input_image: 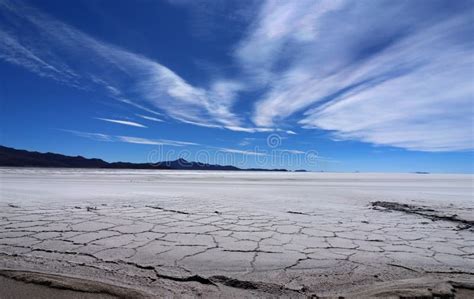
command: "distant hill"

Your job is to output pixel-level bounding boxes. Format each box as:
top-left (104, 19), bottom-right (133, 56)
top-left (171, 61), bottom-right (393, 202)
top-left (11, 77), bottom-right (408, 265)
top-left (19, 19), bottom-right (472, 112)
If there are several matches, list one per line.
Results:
top-left (0, 145), bottom-right (288, 172)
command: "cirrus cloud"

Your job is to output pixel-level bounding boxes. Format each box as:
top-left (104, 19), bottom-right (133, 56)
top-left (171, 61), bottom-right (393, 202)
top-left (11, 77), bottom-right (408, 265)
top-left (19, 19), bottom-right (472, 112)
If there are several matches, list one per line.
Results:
top-left (1, 0), bottom-right (473, 152)
top-left (243, 0), bottom-right (473, 151)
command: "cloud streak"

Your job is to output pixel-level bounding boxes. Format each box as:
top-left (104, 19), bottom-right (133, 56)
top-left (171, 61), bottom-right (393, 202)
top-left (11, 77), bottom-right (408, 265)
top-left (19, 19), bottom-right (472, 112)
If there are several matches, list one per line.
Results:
top-left (96, 118), bottom-right (147, 128)
top-left (59, 130), bottom-right (113, 142)
top-left (136, 114), bottom-right (164, 123)
top-left (218, 148), bottom-right (267, 156)
top-left (63, 129), bottom-right (198, 147)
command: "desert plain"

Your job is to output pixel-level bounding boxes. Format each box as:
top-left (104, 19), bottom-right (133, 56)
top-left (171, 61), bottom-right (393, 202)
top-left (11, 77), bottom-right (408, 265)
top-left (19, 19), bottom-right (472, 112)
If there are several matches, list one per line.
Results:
top-left (0, 168), bottom-right (473, 298)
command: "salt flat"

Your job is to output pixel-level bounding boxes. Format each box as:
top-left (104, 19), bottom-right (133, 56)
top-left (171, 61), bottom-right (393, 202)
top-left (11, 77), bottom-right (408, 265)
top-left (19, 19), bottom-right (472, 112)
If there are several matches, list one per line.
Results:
top-left (0, 168), bottom-right (473, 297)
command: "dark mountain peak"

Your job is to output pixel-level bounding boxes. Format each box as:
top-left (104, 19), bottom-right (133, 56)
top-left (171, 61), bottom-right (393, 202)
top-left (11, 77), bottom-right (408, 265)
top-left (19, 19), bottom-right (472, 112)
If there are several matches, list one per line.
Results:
top-left (174, 158), bottom-right (189, 163)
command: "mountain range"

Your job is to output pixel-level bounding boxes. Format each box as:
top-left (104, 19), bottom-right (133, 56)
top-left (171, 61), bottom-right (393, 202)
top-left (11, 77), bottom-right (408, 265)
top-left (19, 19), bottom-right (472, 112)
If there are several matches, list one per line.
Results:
top-left (0, 145), bottom-right (289, 172)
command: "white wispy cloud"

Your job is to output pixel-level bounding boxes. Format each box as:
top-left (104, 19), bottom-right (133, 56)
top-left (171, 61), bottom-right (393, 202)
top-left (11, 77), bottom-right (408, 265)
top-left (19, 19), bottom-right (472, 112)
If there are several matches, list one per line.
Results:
top-left (96, 118), bottom-right (147, 128)
top-left (116, 136), bottom-right (163, 145)
top-left (225, 126), bottom-right (272, 133)
top-left (0, 0), bottom-right (243, 129)
top-left (0, 28), bottom-right (79, 85)
top-left (218, 148), bottom-right (267, 156)
top-left (239, 0), bottom-right (474, 151)
top-left (117, 136), bottom-right (198, 146)
top-left (277, 149), bottom-right (305, 155)
top-left (59, 129), bottom-right (113, 142)
top-left (224, 126), bottom-right (296, 134)
top-left (62, 129), bottom-right (198, 147)
top-left (239, 137), bottom-right (256, 147)
top-left (136, 114), bottom-right (164, 123)
top-left (235, 0), bottom-right (343, 86)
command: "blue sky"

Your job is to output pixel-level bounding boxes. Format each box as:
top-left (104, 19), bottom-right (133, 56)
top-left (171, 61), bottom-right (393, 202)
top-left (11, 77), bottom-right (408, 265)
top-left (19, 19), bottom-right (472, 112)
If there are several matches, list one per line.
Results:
top-left (0, 0), bottom-right (473, 173)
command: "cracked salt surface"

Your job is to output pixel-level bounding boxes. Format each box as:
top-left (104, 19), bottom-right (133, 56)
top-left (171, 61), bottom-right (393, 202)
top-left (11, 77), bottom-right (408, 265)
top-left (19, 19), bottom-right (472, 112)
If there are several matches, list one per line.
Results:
top-left (0, 168), bottom-right (473, 297)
